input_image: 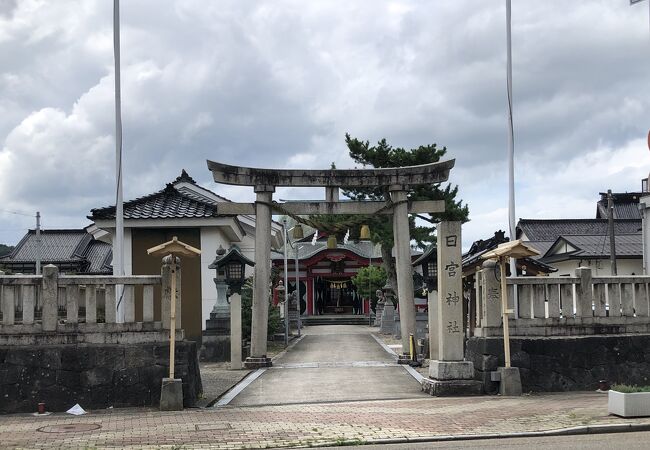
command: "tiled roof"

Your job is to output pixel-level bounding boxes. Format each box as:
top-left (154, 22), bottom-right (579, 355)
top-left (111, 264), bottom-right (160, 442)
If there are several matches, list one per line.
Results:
top-left (517, 219), bottom-right (641, 242)
top-left (596, 192), bottom-right (643, 220)
top-left (90, 181), bottom-right (222, 221)
top-left (460, 232), bottom-right (557, 274)
top-left (544, 234), bottom-right (642, 260)
top-left (523, 241), bottom-right (554, 260)
top-left (272, 239), bottom-right (380, 261)
top-left (6, 230), bottom-right (90, 262)
top-left (84, 240), bottom-right (113, 274)
top-left (0, 229), bottom-right (112, 274)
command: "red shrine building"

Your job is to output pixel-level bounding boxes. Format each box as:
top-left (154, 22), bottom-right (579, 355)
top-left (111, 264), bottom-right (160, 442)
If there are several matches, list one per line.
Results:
top-left (271, 235), bottom-right (381, 316)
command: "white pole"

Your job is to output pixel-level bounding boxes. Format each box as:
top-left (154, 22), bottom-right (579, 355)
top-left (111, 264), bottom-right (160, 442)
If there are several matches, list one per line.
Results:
top-left (368, 243), bottom-right (372, 325)
top-left (113, 0), bottom-right (125, 322)
top-left (295, 242), bottom-right (301, 336)
top-left (283, 220), bottom-right (289, 346)
top-left (506, 0), bottom-right (518, 311)
top-left (35, 211), bottom-right (41, 275)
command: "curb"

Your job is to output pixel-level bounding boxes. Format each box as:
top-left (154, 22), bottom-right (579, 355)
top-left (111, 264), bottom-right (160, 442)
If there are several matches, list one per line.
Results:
top-left (310, 422), bottom-right (650, 447)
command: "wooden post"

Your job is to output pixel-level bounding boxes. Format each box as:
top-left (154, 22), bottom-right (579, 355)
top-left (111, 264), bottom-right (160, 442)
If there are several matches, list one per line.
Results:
top-left (499, 257), bottom-right (511, 368)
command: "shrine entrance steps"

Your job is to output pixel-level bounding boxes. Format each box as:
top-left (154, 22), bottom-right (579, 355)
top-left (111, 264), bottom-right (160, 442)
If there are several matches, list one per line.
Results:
top-left (302, 314), bottom-right (370, 326)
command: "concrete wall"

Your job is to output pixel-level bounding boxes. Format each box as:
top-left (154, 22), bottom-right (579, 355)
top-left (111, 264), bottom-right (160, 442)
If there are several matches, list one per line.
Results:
top-left (0, 341), bottom-right (201, 413)
top-left (466, 335), bottom-right (650, 394)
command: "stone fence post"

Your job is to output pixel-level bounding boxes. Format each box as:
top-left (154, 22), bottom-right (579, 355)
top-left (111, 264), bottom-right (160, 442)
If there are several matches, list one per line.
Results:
top-left (42, 264), bottom-right (59, 331)
top-left (575, 267), bottom-right (593, 318)
top-left (480, 260), bottom-right (502, 328)
top-left (162, 256), bottom-right (182, 330)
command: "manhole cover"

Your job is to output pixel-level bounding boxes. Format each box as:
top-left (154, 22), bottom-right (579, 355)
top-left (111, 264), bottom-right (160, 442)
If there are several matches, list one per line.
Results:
top-left (38, 423), bottom-right (101, 433)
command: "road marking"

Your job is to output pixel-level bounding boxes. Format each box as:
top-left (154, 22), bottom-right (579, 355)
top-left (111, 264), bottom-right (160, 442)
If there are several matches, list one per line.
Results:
top-left (213, 368), bottom-right (267, 407)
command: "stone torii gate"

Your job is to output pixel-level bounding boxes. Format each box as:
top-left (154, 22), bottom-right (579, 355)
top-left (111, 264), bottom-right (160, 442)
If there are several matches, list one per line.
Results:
top-left (207, 159), bottom-right (454, 368)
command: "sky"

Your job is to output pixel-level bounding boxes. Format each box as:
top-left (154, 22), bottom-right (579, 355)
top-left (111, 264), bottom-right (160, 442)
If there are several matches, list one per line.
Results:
top-left (0, 0), bottom-right (649, 250)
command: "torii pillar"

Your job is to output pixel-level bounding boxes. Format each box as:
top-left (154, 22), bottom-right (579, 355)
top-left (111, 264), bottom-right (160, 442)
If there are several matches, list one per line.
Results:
top-left (206, 158), bottom-right (455, 368)
top-left (391, 187), bottom-right (418, 359)
top-left (248, 187), bottom-right (274, 368)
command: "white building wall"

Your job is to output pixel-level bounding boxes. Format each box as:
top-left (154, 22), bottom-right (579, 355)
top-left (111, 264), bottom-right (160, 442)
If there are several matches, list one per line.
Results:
top-left (124, 228), bottom-right (132, 276)
top-left (548, 258), bottom-right (643, 277)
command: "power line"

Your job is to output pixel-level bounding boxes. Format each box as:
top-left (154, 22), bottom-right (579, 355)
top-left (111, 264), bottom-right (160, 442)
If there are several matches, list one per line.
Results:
top-left (0, 209), bottom-right (35, 217)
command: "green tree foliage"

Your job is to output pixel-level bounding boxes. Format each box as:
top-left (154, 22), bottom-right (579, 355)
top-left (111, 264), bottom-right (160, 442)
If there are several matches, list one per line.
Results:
top-left (240, 277), bottom-right (282, 341)
top-left (351, 265), bottom-right (387, 312)
top-left (341, 134), bottom-right (470, 286)
top-left (0, 244), bottom-right (13, 257)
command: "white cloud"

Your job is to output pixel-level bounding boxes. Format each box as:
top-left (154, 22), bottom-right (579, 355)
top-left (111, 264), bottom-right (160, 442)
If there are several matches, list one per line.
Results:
top-left (0, 0), bottom-right (649, 250)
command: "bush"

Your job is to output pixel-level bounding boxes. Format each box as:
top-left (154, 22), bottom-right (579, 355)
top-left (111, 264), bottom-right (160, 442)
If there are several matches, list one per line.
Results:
top-left (241, 277), bottom-right (282, 342)
top-left (611, 384), bottom-right (650, 393)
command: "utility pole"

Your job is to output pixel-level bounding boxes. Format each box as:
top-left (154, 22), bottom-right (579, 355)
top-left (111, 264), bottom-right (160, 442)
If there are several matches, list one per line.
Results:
top-left (506, 0), bottom-right (519, 314)
top-left (35, 211), bottom-right (41, 275)
top-left (608, 190), bottom-right (618, 275)
top-left (113, 0), bottom-right (125, 322)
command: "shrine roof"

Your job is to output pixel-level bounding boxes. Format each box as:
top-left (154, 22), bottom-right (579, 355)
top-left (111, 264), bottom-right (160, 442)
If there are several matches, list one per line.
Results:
top-left (89, 170), bottom-right (227, 221)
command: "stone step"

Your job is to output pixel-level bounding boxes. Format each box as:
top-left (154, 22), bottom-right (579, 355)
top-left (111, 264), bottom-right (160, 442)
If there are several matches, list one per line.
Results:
top-left (302, 315), bottom-right (370, 326)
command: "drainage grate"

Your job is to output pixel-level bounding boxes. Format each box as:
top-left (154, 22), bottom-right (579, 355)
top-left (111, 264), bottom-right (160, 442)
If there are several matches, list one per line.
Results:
top-left (38, 423), bottom-right (101, 433)
top-left (195, 422), bottom-right (232, 431)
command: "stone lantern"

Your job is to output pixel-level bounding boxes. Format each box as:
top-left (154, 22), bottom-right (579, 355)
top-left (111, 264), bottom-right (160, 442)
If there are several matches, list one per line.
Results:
top-left (202, 245), bottom-right (254, 362)
top-left (210, 244), bottom-right (254, 298)
top-left (379, 280), bottom-right (396, 335)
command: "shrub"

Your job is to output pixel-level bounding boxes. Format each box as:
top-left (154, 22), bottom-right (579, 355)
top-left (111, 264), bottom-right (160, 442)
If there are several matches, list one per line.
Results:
top-left (611, 384), bottom-right (650, 393)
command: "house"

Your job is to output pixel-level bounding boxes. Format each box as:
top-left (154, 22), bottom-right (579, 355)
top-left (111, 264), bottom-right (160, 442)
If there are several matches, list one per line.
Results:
top-left (0, 229), bottom-right (111, 275)
top-left (461, 230), bottom-right (557, 277)
top-left (517, 190), bottom-right (643, 277)
top-left (88, 169), bottom-right (283, 342)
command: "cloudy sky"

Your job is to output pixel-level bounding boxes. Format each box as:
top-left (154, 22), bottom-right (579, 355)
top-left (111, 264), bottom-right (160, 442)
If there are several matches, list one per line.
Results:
top-left (0, 0), bottom-right (649, 249)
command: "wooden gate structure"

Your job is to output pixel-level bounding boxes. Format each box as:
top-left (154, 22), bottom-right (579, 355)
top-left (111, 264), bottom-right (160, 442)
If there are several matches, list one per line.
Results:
top-left (206, 159), bottom-right (454, 368)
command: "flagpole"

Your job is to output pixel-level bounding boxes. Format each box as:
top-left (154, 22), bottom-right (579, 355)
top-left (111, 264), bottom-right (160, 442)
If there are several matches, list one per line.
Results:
top-left (506, 0), bottom-right (518, 313)
top-left (113, 0), bottom-right (125, 322)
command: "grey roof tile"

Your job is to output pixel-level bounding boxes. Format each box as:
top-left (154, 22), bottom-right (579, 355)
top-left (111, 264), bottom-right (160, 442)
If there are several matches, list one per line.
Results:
top-left (0, 229), bottom-right (112, 274)
top-left (546, 234), bottom-right (642, 259)
top-left (89, 170), bottom-right (229, 221)
top-left (596, 192), bottom-right (644, 220)
top-left (517, 219), bottom-right (641, 242)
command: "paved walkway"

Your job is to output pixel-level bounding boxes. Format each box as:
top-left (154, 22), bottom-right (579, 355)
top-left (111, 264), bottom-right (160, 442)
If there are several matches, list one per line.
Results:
top-left (2, 326), bottom-right (650, 449)
top-left (228, 325), bottom-right (425, 406)
top-left (1, 392), bottom-right (649, 449)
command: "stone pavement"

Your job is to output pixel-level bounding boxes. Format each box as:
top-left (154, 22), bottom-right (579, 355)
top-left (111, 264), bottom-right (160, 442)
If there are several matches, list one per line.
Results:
top-left (1, 392), bottom-right (649, 449)
top-left (2, 326), bottom-right (649, 449)
top-left (229, 325), bottom-right (425, 406)
top-left (196, 363), bottom-right (252, 408)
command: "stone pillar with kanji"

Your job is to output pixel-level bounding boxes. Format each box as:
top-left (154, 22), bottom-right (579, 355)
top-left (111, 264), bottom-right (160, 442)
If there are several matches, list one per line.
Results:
top-left (421, 221), bottom-right (482, 396)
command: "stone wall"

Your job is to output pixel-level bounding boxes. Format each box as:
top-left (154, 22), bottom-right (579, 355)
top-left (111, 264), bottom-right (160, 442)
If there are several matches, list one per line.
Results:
top-left (466, 335), bottom-right (650, 394)
top-left (0, 341), bottom-right (201, 413)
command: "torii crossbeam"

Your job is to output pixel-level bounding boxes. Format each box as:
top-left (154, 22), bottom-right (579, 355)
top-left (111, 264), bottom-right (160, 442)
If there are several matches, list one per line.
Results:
top-left (206, 159), bottom-right (454, 368)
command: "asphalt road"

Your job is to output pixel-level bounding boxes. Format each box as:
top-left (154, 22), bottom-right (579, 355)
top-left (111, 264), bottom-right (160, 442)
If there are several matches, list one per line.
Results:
top-left (229, 325), bottom-right (426, 406)
top-left (323, 431), bottom-right (650, 449)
